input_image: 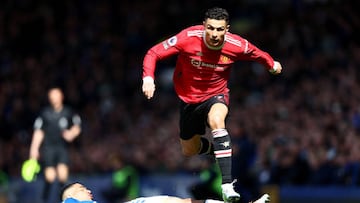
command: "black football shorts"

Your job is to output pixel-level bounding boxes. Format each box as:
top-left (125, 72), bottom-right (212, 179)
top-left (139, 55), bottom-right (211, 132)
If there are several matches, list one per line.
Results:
top-left (179, 94), bottom-right (229, 140)
top-left (40, 146), bottom-right (70, 167)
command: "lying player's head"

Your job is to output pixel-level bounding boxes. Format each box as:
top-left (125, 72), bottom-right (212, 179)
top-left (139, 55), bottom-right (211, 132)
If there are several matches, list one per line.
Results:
top-left (203, 7), bottom-right (230, 48)
top-left (60, 182), bottom-right (93, 201)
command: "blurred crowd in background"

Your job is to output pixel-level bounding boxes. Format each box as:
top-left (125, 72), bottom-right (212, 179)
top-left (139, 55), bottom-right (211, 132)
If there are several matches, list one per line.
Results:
top-left (1, 0), bottom-right (360, 191)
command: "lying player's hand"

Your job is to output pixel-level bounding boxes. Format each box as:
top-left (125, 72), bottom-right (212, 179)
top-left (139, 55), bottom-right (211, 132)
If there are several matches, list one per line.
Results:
top-left (142, 76), bottom-right (156, 99)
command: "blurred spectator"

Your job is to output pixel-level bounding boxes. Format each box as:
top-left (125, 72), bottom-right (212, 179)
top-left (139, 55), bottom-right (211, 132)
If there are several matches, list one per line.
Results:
top-left (189, 161), bottom-right (222, 201)
top-left (102, 154), bottom-right (139, 203)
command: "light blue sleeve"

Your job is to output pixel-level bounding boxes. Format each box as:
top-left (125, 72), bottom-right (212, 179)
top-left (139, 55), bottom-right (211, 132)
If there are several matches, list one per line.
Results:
top-left (62, 198), bottom-right (97, 203)
top-left (127, 196), bottom-right (169, 203)
top-left (63, 198), bottom-right (79, 203)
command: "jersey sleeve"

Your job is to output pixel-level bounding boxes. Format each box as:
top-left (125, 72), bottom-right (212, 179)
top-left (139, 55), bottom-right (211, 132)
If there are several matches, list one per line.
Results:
top-left (33, 116), bottom-right (43, 130)
top-left (72, 114), bottom-right (81, 126)
top-left (62, 198), bottom-right (96, 203)
top-left (62, 198), bottom-right (80, 203)
top-left (240, 39), bottom-right (274, 70)
top-left (142, 28), bottom-right (188, 79)
top-left (66, 107), bottom-right (81, 127)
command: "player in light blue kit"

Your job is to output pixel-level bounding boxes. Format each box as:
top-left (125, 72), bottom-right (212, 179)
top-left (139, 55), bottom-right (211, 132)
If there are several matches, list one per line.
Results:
top-left (61, 182), bottom-right (270, 203)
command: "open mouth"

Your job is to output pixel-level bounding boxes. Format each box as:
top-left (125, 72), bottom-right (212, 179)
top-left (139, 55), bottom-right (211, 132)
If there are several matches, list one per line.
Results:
top-left (209, 39), bottom-right (220, 46)
top-left (210, 38), bottom-right (219, 43)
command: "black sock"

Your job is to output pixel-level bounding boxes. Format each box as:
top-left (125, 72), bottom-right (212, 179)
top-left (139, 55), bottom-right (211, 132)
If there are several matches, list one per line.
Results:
top-left (42, 181), bottom-right (52, 202)
top-left (59, 181), bottom-right (65, 189)
top-left (199, 137), bottom-right (214, 155)
top-left (212, 129), bottom-right (232, 184)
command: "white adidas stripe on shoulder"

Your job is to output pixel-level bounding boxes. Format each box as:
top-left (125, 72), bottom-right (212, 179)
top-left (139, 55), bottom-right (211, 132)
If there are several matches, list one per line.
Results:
top-left (225, 35), bottom-right (243, 48)
top-left (244, 39), bottom-right (249, 53)
top-left (187, 30), bottom-right (203, 37)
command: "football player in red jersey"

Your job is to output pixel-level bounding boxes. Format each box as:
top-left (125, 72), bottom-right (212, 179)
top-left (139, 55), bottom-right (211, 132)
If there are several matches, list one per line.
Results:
top-left (142, 7), bottom-right (282, 203)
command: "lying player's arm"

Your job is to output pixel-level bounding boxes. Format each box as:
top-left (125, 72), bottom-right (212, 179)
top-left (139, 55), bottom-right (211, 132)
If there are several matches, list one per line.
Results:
top-left (162, 193), bottom-right (270, 203)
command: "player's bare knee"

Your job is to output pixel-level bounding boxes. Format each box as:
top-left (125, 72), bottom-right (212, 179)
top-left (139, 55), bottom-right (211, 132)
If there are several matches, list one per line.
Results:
top-left (182, 147), bottom-right (197, 157)
top-left (208, 115), bottom-right (225, 129)
top-left (44, 168), bottom-right (57, 182)
top-left (180, 137), bottom-right (201, 156)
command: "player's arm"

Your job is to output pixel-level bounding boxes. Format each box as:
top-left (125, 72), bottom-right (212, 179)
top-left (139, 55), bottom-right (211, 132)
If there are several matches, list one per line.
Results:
top-left (190, 194), bottom-right (270, 203)
top-left (29, 117), bottom-right (45, 160)
top-left (63, 114), bottom-right (82, 142)
top-left (241, 40), bottom-right (282, 75)
top-left (29, 129), bottom-right (44, 160)
top-left (142, 31), bottom-right (185, 99)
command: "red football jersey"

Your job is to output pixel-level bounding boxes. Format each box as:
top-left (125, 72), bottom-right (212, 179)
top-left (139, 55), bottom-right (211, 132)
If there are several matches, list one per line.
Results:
top-left (143, 25), bottom-right (274, 104)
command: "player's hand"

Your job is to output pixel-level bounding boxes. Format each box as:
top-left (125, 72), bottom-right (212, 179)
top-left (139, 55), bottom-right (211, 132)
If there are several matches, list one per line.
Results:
top-left (269, 61), bottom-right (282, 75)
top-left (62, 130), bottom-right (76, 142)
top-left (142, 76), bottom-right (156, 99)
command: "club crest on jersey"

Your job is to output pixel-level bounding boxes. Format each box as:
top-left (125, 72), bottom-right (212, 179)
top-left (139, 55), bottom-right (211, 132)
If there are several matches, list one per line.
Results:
top-left (162, 36), bottom-right (177, 50)
top-left (220, 55), bottom-right (230, 63)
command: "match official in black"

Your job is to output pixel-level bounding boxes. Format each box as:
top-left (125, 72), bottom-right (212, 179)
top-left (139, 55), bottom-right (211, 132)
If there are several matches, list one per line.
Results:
top-left (29, 87), bottom-right (82, 203)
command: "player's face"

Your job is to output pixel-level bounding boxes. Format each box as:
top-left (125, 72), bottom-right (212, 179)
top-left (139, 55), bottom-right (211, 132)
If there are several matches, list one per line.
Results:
top-left (48, 88), bottom-right (64, 109)
top-left (68, 183), bottom-right (93, 201)
top-left (203, 19), bottom-right (229, 48)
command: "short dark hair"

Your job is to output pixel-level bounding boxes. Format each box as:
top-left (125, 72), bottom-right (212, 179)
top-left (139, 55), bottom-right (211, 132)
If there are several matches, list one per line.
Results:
top-left (60, 182), bottom-right (78, 201)
top-left (204, 7), bottom-right (229, 24)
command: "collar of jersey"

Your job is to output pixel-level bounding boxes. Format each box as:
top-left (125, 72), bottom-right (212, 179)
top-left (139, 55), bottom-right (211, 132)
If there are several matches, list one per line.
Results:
top-left (63, 198), bottom-right (97, 203)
